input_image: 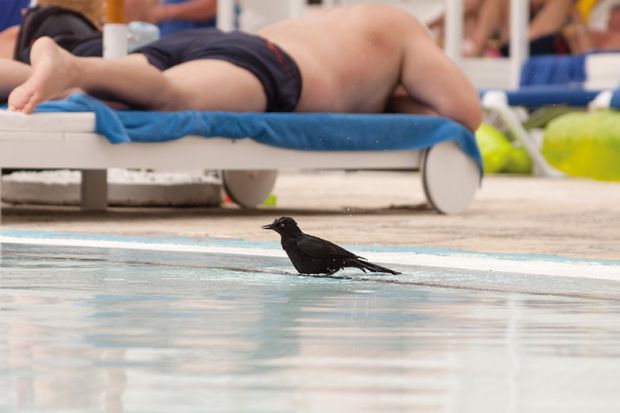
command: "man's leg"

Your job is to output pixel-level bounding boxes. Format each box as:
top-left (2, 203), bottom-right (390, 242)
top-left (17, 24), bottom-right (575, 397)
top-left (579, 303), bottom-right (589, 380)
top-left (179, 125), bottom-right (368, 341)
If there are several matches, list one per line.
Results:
top-left (0, 59), bottom-right (31, 101)
top-left (159, 60), bottom-right (267, 112)
top-left (8, 37), bottom-right (179, 113)
top-left (8, 36), bottom-right (266, 114)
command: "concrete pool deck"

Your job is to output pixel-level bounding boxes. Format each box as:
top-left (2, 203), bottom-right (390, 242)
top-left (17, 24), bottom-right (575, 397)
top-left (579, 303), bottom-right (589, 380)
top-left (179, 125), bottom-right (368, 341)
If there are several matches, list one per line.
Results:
top-left (1, 172), bottom-right (618, 261)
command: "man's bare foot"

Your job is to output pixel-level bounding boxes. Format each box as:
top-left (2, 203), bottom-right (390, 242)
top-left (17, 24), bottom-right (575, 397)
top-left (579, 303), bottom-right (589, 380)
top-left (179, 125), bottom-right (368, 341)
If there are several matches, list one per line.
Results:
top-left (8, 37), bottom-right (80, 114)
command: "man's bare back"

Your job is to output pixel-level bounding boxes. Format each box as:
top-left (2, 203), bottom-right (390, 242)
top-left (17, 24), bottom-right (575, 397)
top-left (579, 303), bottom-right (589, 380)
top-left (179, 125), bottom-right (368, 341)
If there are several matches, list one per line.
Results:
top-left (259, 5), bottom-right (406, 113)
top-left (259, 4), bottom-right (480, 128)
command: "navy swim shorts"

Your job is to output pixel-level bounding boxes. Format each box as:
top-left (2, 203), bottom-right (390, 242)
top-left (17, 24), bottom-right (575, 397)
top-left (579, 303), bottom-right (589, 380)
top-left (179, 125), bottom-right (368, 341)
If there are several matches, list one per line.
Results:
top-left (133, 28), bottom-right (302, 112)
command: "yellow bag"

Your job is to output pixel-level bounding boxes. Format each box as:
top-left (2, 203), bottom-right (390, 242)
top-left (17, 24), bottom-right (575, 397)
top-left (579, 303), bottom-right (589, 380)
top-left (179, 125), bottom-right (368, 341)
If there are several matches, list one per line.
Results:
top-left (543, 111), bottom-right (620, 181)
top-left (475, 123), bottom-right (533, 174)
top-left (475, 123), bottom-right (512, 173)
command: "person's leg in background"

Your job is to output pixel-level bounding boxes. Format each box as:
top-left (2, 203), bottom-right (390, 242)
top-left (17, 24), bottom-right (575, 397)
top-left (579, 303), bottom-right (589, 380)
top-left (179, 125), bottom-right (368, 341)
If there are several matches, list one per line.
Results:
top-left (466, 0), bottom-right (508, 56)
top-left (529, 0), bottom-right (575, 39)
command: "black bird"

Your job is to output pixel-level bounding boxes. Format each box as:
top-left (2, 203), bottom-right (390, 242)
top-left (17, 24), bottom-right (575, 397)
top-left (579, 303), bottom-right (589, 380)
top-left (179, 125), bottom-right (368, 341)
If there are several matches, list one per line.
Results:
top-left (262, 216), bottom-right (401, 275)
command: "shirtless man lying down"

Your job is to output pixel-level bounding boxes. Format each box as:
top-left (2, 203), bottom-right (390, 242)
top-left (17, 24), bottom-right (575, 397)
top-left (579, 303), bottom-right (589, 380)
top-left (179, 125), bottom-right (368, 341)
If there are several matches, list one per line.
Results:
top-left (3, 3), bottom-right (482, 131)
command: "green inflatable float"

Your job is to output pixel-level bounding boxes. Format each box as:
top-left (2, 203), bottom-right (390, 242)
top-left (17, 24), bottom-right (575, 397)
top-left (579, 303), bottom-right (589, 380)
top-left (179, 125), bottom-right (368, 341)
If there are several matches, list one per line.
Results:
top-left (543, 111), bottom-right (620, 181)
top-left (475, 123), bottom-right (532, 174)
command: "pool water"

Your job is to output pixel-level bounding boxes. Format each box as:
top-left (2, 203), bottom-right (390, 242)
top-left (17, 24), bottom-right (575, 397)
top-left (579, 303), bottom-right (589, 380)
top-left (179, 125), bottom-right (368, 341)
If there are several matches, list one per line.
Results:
top-left (1, 242), bottom-right (620, 412)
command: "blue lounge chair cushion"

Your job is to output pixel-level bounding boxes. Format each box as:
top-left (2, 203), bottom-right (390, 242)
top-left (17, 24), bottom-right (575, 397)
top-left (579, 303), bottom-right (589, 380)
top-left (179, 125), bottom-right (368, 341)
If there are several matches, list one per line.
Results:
top-left (503, 85), bottom-right (602, 107)
top-left (481, 85), bottom-right (620, 108)
top-left (520, 54), bottom-right (587, 87)
top-left (34, 94), bottom-right (483, 171)
top-left (612, 88), bottom-right (620, 108)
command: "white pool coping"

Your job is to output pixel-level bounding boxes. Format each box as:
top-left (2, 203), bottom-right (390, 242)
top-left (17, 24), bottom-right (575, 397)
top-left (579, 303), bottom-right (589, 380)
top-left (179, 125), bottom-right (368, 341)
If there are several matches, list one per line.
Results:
top-left (0, 233), bottom-right (618, 282)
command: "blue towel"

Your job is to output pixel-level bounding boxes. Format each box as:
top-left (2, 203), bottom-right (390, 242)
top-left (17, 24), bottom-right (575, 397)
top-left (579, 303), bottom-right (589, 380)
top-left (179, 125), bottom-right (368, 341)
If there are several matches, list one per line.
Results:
top-left (35, 94), bottom-right (483, 171)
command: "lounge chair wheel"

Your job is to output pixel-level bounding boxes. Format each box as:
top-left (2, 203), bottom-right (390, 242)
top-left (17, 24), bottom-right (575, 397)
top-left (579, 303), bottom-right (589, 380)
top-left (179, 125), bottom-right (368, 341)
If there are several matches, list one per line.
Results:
top-left (222, 170), bottom-right (278, 208)
top-left (422, 141), bottom-right (481, 214)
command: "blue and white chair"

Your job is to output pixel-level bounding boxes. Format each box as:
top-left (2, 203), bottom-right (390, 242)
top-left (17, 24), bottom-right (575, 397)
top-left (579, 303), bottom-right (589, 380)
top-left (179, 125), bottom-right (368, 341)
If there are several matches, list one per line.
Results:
top-left (482, 52), bottom-right (620, 177)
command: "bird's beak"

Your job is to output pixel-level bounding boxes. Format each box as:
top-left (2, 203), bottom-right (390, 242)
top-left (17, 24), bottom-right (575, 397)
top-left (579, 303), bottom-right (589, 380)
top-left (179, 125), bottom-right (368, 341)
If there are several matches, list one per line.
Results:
top-left (261, 223), bottom-right (275, 230)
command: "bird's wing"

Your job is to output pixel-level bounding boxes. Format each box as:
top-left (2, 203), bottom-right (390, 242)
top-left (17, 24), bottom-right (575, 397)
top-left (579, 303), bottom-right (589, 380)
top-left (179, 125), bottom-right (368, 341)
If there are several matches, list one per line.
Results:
top-left (296, 235), bottom-right (359, 259)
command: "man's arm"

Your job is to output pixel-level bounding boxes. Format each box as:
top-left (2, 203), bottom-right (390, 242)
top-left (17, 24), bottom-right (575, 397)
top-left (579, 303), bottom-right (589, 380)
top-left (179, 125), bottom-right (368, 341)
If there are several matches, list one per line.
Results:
top-left (386, 87), bottom-right (439, 116)
top-left (401, 26), bottom-right (483, 131)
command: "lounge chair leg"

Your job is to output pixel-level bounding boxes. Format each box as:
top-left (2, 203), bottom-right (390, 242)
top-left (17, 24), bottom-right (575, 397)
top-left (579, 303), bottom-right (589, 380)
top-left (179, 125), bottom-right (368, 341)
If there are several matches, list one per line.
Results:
top-left (81, 169), bottom-right (108, 211)
top-left (422, 141), bottom-right (481, 215)
top-left (222, 170), bottom-right (278, 208)
top-left (482, 91), bottom-right (564, 178)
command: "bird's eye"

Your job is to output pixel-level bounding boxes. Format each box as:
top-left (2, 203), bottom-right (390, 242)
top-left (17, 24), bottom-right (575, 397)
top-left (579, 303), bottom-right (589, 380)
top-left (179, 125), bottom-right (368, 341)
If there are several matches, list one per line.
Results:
top-left (280, 223), bottom-right (284, 227)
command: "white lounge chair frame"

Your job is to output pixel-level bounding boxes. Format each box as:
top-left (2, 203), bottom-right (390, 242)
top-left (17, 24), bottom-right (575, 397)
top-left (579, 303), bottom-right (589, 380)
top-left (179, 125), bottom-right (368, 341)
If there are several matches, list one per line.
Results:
top-left (482, 87), bottom-right (618, 177)
top-left (0, 111), bottom-right (481, 217)
top-left (0, 0), bottom-right (482, 219)
top-left (482, 91), bottom-right (564, 177)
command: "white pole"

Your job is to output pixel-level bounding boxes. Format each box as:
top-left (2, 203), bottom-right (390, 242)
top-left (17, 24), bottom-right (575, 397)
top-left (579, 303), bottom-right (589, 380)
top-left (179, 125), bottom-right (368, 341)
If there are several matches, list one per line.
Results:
top-left (444, 0), bottom-right (463, 64)
top-left (103, 0), bottom-right (128, 58)
top-left (217, 0), bottom-right (235, 31)
top-left (89, 0), bottom-right (129, 211)
top-left (103, 25), bottom-right (128, 58)
top-left (288, 0), bottom-right (305, 18)
top-left (509, 0), bottom-right (529, 89)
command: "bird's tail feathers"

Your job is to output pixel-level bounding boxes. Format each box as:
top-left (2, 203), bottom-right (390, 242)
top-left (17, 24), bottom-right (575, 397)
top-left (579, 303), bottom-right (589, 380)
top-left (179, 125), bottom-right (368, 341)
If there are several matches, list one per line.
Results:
top-left (354, 258), bottom-right (401, 275)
